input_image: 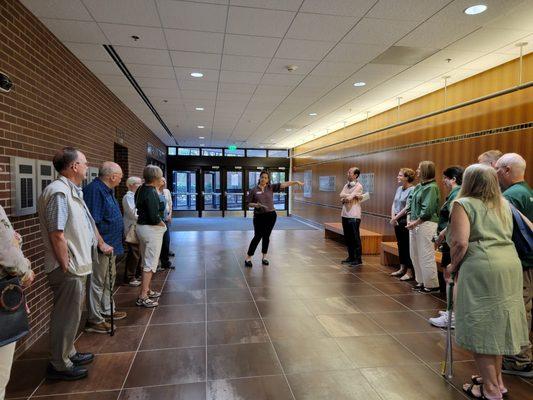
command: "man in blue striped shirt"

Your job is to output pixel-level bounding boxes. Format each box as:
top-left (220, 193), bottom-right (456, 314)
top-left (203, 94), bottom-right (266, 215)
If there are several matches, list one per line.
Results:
top-left (83, 162), bottom-right (126, 333)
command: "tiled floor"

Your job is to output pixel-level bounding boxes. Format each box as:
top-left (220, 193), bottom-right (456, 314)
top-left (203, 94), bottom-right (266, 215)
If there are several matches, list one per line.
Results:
top-left (7, 229), bottom-right (533, 399)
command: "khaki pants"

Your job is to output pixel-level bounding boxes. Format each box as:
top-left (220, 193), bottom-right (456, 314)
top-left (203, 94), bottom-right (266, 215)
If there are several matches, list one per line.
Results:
top-left (48, 268), bottom-right (86, 371)
top-left (0, 342), bottom-right (16, 400)
top-left (409, 221), bottom-right (439, 289)
top-left (503, 268), bottom-right (533, 370)
top-left (88, 254), bottom-right (116, 324)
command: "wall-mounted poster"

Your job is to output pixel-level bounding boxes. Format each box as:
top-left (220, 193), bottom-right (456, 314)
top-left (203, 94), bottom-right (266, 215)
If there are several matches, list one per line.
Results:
top-left (319, 176), bottom-right (336, 192)
top-left (359, 173), bottom-right (374, 194)
top-left (304, 170), bottom-right (312, 198)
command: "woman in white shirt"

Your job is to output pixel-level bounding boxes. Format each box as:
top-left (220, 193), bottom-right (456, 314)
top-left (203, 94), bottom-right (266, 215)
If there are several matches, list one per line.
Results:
top-left (122, 176), bottom-right (142, 286)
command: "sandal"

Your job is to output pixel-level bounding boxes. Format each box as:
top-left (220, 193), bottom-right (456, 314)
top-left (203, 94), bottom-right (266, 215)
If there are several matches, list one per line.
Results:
top-left (471, 376), bottom-right (508, 397)
top-left (463, 383), bottom-right (502, 400)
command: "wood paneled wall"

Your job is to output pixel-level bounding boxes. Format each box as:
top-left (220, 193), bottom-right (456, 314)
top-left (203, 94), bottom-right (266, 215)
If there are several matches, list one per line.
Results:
top-left (291, 55), bottom-right (533, 238)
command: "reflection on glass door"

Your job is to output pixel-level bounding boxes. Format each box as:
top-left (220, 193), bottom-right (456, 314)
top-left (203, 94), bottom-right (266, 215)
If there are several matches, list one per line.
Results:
top-left (172, 170), bottom-right (197, 211)
top-left (226, 170), bottom-right (243, 210)
top-left (203, 170), bottom-right (221, 211)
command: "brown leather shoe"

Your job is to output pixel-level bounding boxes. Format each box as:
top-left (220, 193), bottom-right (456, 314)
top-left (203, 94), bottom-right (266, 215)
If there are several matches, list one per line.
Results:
top-left (84, 321), bottom-right (113, 334)
top-left (103, 311), bottom-right (127, 320)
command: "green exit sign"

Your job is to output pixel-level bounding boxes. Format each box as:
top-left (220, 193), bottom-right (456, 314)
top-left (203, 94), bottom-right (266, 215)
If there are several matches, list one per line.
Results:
top-left (228, 145), bottom-right (237, 150)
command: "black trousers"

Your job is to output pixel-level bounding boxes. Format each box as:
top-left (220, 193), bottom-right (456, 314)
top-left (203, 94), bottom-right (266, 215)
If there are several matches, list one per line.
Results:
top-left (123, 243), bottom-right (141, 283)
top-left (247, 211), bottom-right (277, 256)
top-left (342, 217), bottom-right (362, 261)
top-left (160, 221), bottom-right (170, 266)
top-left (394, 220), bottom-right (413, 267)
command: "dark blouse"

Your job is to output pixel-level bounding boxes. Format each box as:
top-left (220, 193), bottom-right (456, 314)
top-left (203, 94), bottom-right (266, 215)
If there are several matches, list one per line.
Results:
top-left (135, 184), bottom-right (163, 225)
top-left (247, 183), bottom-right (281, 214)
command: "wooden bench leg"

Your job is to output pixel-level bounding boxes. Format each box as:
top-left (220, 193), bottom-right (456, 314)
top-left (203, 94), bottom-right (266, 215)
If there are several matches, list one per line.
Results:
top-left (380, 251), bottom-right (399, 267)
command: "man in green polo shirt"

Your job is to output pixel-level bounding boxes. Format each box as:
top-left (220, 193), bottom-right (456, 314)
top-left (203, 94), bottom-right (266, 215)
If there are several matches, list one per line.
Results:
top-left (496, 152), bottom-right (533, 378)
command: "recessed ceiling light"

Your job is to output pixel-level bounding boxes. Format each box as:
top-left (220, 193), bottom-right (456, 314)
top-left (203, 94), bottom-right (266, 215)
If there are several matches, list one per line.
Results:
top-left (285, 128), bottom-right (292, 132)
top-left (190, 72), bottom-right (204, 78)
top-left (197, 125), bottom-right (205, 129)
top-left (309, 112), bottom-right (317, 116)
top-left (353, 81), bottom-right (366, 87)
top-left (198, 136), bottom-right (205, 139)
top-left (200, 143), bottom-right (205, 146)
top-left (195, 107), bottom-right (204, 111)
top-left (464, 4), bottom-right (487, 15)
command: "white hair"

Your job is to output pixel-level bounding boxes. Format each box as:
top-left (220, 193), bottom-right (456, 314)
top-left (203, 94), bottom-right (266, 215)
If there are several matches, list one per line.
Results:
top-left (126, 176), bottom-right (142, 187)
top-left (497, 153), bottom-right (526, 175)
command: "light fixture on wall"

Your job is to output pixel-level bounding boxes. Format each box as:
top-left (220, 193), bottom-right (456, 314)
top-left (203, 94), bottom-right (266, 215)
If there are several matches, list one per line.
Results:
top-left (464, 5), bottom-right (487, 15)
top-left (0, 71), bottom-right (13, 93)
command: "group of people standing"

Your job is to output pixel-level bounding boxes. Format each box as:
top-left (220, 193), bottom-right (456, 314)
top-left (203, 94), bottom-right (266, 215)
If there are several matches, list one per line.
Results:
top-left (0, 147), bottom-right (177, 385)
top-left (386, 150), bottom-right (532, 400)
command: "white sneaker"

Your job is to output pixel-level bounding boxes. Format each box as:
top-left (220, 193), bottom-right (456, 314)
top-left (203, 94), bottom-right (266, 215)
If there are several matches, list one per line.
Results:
top-left (438, 310), bottom-right (447, 316)
top-left (429, 311), bottom-right (455, 329)
top-left (128, 279), bottom-right (141, 287)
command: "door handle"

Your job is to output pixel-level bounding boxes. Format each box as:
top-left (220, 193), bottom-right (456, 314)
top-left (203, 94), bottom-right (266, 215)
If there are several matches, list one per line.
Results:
top-left (201, 191), bottom-right (205, 196)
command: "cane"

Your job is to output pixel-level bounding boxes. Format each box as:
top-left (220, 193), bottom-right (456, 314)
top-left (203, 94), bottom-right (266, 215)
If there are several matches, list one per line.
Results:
top-left (108, 251), bottom-right (115, 337)
top-left (441, 271), bottom-right (455, 379)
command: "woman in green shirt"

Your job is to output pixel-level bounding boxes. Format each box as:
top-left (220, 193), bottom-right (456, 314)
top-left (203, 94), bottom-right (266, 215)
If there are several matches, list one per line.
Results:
top-left (406, 161), bottom-right (440, 293)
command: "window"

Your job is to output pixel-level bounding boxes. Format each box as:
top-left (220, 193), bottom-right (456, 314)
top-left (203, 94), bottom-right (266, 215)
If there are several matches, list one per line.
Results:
top-left (167, 147), bottom-right (177, 155)
top-left (268, 149), bottom-right (289, 158)
top-left (201, 148), bottom-right (223, 156)
top-left (247, 149), bottom-right (267, 157)
top-left (177, 147), bottom-right (200, 156)
top-left (225, 148), bottom-right (245, 157)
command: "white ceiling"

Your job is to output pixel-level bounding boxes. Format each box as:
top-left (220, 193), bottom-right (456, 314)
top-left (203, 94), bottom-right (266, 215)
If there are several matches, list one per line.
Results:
top-left (21, 0), bottom-right (533, 149)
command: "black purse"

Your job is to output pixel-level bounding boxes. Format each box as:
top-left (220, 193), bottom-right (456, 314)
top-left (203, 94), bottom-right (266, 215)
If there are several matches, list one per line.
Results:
top-left (0, 275), bottom-right (29, 346)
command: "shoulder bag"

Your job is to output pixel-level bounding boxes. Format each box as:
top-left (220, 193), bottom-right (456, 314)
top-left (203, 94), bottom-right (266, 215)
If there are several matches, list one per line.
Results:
top-left (0, 275), bottom-right (29, 346)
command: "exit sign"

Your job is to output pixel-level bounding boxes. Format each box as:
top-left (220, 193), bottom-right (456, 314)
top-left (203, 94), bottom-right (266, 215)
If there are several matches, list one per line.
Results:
top-left (228, 145), bottom-right (237, 150)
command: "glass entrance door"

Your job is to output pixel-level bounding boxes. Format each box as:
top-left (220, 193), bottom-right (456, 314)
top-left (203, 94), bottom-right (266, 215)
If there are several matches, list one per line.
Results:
top-left (172, 170), bottom-right (198, 211)
top-left (202, 169), bottom-right (222, 214)
top-left (225, 170), bottom-right (243, 211)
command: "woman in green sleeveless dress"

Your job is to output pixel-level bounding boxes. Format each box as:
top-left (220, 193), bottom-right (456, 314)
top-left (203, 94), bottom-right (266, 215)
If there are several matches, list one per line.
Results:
top-left (446, 164), bottom-right (528, 400)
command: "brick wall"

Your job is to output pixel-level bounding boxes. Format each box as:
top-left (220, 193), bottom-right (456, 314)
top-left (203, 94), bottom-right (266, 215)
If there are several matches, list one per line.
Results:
top-left (0, 0), bottom-right (167, 355)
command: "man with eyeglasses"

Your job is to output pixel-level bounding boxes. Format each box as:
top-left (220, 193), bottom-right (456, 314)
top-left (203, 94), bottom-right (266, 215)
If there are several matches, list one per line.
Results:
top-left (83, 162), bottom-right (126, 334)
top-left (38, 147), bottom-right (112, 381)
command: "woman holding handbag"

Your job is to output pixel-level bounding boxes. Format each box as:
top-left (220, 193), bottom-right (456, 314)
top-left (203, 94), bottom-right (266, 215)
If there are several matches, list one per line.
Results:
top-left (0, 205), bottom-right (34, 399)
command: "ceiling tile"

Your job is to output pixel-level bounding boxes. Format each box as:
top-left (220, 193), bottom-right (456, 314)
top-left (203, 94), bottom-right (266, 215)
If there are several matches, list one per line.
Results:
top-left (495, 34), bottom-right (533, 55)
top-left (144, 87), bottom-right (180, 98)
top-left (181, 90), bottom-right (217, 101)
top-left (276, 39), bottom-right (334, 60)
top-left (367, 0), bottom-right (449, 22)
top-left (170, 51), bottom-right (221, 69)
top-left (64, 42), bottom-right (110, 61)
top-left (219, 82), bottom-right (258, 93)
top-left (217, 92), bottom-right (253, 101)
top-left (83, 0), bottom-right (160, 26)
top-left (260, 73), bottom-right (303, 86)
top-left (138, 77), bottom-right (178, 89)
top-left (310, 61), bottom-right (363, 77)
top-left (227, 6), bottom-right (295, 37)
top-left (343, 17), bottom-right (419, 46)
top-left (487, 1), bottom-right (533, 30)
top-left (129, 64), bottom-right (176, 79)
top-left (221, 55), bottom-right (270, 72)
top-left (266, 58), bottom-right (318, 74)
top-left (459, 53), bottom-right (517, 71)
top-left (20, 0), bottom-right (92, 20)
top-left (174, 67), bottom-right (220, 82)
top-left (448, 28), bottom-right (530, 52)
top-left (114, 46), bottom-right (172, 66)
top-left (165, 29), bottom-right (224, 53)
top-left (220, 70), bottom-right (263, 84)
top-left (99, 24), bottom-right (166, 49)
top-left (180, 80), bottom-right (218, 91)
top-left (97, 74), bottom-right (131, 87)
top-left (287, 13), bottom-right (357, 41)
top-left (325, 42), bottom-right (386, 63)
top-left (300, 0), bottom-right (375, 16)
top-left (157, 0), bottom-right (227, 32)
top-left (41, 19), bottom-right (108, 44)
top-left (229, 0), bottom-right (301, 11)
top-left (82, 60), bottom-right (122, 75)
top-left (394, 64), bottom-right (451, 82)
top-left (224, 35), bottom-right (282, 57)
top-left (416, 49), bottom-right (485, 69)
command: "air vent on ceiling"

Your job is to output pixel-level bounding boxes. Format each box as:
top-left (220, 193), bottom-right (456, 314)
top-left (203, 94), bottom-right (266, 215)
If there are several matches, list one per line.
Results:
top-left (371, 46), bottom-right (439, 66)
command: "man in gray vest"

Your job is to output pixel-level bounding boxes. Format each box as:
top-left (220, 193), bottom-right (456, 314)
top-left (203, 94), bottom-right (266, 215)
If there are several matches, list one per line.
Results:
top-left (38, 147), bottom-right (113, 381)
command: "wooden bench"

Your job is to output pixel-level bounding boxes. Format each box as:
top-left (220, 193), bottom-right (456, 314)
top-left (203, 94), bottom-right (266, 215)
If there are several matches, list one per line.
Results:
top-left (324, 222), bottom-right (382, 255)
top-left (380, 241), bottom-right (444, 272)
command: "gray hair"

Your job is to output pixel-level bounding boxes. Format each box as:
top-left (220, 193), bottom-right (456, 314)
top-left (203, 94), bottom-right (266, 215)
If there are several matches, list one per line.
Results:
top-left (496, 153), bottom-right (526, 175)
top-left (99, 161), bottom-right (121, 177)
top-left (143, 165), bottom-right (163, 183)
top-left (126, 176), bottom-right (142, 187)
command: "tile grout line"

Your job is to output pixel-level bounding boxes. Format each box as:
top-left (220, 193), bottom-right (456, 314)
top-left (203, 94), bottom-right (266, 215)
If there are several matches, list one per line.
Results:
top-left (117, 268), bottom-right (173, 397)
top-left (320, 252), bottom-right (469, 398)
top-left (230, 249), bottom-right (297, 400)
